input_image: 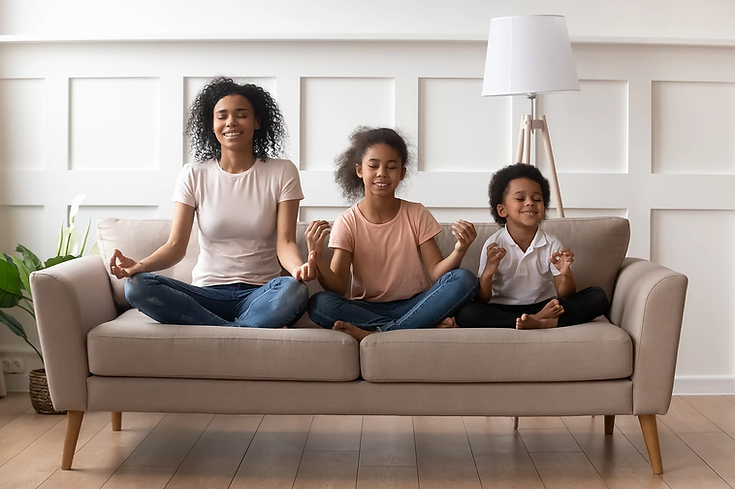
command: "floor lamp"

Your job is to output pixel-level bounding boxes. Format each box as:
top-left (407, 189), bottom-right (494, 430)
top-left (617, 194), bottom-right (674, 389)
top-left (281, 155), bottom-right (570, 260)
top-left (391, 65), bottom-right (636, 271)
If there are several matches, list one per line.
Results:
top-left (482, 15), bottom-right (580, 218)
top-left (482, 15), bottom-right (580, 429)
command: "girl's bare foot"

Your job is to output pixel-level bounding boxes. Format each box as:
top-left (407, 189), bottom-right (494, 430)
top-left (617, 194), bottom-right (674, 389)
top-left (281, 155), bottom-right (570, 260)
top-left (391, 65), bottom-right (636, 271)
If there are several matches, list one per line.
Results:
top-left (533, 299), bottom-right (564, 320)
top-left (333, 321), bottom-right (376, 342)
top-left (437, 317), bottom-right (458, 328)
top-left (516, 313), bottom-right (558, 330)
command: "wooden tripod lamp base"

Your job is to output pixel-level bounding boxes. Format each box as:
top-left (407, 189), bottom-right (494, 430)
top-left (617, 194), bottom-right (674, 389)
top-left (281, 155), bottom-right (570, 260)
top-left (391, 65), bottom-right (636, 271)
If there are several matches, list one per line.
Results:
top-left (515, 114), bottom-right (565, 218)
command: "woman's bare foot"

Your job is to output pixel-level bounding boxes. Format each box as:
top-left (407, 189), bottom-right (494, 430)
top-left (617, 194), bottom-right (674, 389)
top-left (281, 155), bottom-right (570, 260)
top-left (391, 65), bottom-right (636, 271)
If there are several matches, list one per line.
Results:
top-left (333, 321), bottom-right (376, 342)
top-left (516, 313), bottom-right (558, 330)
top-left (436, 317), bottom-right (458, 328)
top-left (533, 299), bottom-right (564, 320)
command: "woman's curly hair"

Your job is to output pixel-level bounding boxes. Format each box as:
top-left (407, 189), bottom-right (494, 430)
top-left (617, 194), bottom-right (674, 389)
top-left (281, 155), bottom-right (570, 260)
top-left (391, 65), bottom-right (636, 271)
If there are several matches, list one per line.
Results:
top-left (488, 163), bottom-right (551, 225)
top-left (186, 77), bottom-right (287, 162)
top-left (334, 126), bottom-right (413, 202)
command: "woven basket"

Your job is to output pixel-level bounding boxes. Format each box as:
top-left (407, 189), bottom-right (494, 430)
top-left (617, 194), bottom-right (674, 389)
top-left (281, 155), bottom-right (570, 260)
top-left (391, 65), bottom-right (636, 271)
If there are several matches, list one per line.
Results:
top-left (29, 369), bottom-right (65, 415)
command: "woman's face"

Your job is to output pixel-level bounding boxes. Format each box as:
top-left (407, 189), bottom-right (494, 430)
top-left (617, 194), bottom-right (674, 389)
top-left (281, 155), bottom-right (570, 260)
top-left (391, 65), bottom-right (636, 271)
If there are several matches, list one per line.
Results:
top-left (212, 94), bottom-right (260, 153)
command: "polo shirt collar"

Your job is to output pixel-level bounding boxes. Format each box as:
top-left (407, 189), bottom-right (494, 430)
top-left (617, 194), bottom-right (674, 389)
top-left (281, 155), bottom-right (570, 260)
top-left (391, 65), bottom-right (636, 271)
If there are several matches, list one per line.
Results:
top-left (501, 226), bottom-right (547, 253)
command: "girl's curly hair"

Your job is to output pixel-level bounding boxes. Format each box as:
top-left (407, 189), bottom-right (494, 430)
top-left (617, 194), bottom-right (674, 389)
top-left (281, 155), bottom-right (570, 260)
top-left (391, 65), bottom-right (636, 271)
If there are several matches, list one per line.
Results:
top-left (334, 126), bottom-right (412, 202)
top-left (488, 163), bottom-right (551, 225)
top-left (186, 77), bottom-right (287, 162)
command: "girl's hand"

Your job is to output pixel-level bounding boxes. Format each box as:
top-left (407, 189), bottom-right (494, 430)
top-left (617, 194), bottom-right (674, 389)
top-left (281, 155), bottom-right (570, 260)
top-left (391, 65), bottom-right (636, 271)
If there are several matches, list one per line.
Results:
top-left (305, 220), bottom-right (330, 258)
top-left (551, 248), bottom-right (574, 275)
top-left (483, 242), bottom-right (506, 277)
top-left (452, 220), bottom-right (477, 253)
top-left (109, 249), bottom-right (143, 279)
top-left (292, 251), bottom-right (318, 282)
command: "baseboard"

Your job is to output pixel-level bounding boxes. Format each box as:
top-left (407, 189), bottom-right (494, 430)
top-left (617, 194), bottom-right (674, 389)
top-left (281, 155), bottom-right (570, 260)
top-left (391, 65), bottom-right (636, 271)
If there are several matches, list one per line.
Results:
top-left (673, 375), bottom-right (735, 395)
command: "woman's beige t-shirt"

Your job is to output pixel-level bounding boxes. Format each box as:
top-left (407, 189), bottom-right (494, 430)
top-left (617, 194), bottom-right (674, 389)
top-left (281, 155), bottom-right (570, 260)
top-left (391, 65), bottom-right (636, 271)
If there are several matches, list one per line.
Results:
top-left (329, 200), bottom-right (441, 302)
top-left (173, 158), bottom-right (304, 287)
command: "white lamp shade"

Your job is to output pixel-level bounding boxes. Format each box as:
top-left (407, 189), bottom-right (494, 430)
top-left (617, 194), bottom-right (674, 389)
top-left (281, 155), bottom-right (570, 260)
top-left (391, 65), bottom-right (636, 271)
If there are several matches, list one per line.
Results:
top-left (482, 15), bottom-right (580, 97)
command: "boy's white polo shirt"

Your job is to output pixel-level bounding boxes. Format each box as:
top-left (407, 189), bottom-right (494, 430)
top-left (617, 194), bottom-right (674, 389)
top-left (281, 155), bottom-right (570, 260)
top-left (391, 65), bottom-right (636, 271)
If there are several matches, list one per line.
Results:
top-left (478, 226), bottom-right (563, 305)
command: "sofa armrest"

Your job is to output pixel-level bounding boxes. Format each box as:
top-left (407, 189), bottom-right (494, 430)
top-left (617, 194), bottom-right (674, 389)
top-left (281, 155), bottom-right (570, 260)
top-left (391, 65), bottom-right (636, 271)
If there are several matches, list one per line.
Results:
top-left (610, 257), bottom-right (688, 415)
top-left (30, 255), bottom-right (118, 411)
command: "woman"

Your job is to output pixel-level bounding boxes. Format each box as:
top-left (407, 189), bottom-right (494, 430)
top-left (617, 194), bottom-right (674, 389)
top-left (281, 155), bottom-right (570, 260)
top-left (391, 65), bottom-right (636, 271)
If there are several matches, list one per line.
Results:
top-left (110, 77), bottom-right (314, 328)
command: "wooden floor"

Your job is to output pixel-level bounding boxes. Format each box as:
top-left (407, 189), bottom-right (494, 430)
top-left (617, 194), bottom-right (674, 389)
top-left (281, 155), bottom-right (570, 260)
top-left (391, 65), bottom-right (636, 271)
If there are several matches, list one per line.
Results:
top-left (1, 394), bottom-right (735, 488)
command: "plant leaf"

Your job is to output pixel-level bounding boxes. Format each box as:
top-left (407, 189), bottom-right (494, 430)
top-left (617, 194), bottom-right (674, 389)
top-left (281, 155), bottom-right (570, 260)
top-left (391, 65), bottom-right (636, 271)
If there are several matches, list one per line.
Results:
top-left (68, 193), bottom-right (87, 226)
top-left (55, 221), bottom-right (63, 256)
top-left (0, 310), bottom-right (27, 339)
top-left (86, 241), bottom-right (100, 256)
top-left (0, 259), bottom-right (23, 308)
top-left (9, 256), bottom-right (32, 298)
top-left (77, 218), bottom-right (91, 257)
top-left (44, 255), bottom-right (77, 269)
top-left (15, 244), bottom-right (43, 272)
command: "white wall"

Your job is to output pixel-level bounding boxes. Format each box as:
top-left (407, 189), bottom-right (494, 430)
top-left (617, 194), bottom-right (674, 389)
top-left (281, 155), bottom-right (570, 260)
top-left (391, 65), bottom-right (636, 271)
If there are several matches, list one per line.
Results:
top-left (1, 2), bottom-right (733, 393)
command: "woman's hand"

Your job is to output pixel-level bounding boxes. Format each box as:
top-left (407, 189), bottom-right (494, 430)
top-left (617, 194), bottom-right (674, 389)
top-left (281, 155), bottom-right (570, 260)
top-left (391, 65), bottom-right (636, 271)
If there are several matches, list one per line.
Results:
top-left (483, 242), bottom-right (506, 277)
top-left (305, 220), bottom-right (330, 258)
top-left (291, 251), bottom-right (317, 282)
top-left (551, 248), bottom-right (574, 276)
top-left (452, 220), bottom-right (477, 253)
top-left (109, 249), bottom-right (144, 279)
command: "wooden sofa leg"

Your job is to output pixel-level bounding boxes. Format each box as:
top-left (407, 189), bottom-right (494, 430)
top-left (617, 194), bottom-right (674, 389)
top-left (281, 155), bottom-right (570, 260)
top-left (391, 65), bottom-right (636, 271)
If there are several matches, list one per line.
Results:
top-left (513, 416), bottom-right (519, 430)
top-left (61, 411), bottom-right (84, 470)
top-left (638, 414), bottom-right (663, 474)
top-left (111, 412), bottom-right (122, 431)
top-left (604, 415), bottom-right (615, 435)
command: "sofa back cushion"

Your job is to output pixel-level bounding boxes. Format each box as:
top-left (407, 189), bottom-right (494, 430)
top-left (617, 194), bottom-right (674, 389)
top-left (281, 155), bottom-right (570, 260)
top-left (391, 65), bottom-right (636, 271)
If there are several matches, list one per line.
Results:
top-left (98, 216), bottom-right (629, 308)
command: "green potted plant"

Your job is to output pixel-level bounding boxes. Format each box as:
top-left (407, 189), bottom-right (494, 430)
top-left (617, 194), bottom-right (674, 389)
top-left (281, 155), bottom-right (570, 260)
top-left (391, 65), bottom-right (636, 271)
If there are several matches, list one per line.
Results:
top-left (0, 194), bottom-right (97, 413)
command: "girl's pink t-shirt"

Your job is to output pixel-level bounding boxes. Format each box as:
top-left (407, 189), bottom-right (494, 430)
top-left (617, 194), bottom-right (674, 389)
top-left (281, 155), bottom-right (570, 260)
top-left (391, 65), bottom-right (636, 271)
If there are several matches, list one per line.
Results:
top-left (329, 200), bottom-right (441, 302)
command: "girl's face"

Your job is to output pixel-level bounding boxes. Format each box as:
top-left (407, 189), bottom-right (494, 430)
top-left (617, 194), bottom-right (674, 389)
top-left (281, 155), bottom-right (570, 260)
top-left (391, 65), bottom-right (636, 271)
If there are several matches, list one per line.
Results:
top-left (497, 177), bottom-right (545, 229)
top-left (212, 94), bottom-right (260, 153)
top-left (356, 143), bottom-right (406, 197)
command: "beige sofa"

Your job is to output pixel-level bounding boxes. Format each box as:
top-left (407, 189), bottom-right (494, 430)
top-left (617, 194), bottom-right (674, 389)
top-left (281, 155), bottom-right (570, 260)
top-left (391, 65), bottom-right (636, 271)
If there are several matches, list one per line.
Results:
top-left (30, 216), bottom-right (687, 473)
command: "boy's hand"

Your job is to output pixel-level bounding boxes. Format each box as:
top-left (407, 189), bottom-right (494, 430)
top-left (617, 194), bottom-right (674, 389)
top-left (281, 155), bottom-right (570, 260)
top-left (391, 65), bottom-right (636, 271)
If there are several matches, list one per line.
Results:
top-left (452, 220), bottom-right (477, 253)
top-left (305, 220), bottom-right (330, 258)
top-left (483, 242), bottom-right (506, 277)
top-left (551, 248), bottom-right (574, 275)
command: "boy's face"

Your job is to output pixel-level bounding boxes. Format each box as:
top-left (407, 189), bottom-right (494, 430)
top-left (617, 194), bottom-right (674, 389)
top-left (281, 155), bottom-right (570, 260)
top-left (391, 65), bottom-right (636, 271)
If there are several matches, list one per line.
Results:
top-left (497, 177), bottom-right (545, 229)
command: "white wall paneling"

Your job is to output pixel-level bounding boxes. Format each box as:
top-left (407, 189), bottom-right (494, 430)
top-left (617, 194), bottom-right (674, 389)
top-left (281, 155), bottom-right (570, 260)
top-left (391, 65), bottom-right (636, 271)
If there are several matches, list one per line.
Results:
top-left (653, 210), bottom-right (735, 395)
top-left (1, 39), bottom-right (735, 392)
top-left (300, 77), bottom-right (395, 170)
top-left (538, 80), bottom-right (628, 173)
top-left (418, 78), bottom-right (511, 172)
top-left (0, 78), bottom-right (45, 171)
top-left (69, 77), bottom-right (160, 170)
top-left (652, 81), bottom-right (735, 175)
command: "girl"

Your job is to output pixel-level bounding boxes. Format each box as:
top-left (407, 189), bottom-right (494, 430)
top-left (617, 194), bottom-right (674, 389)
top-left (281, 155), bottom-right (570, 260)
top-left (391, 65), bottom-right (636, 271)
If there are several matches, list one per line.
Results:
top-left (306, 127), bottom-right (478, 341)
top-left (455, 163), bottom-right (608, 329)
top-left (109, 77), bottom-right (314, 328)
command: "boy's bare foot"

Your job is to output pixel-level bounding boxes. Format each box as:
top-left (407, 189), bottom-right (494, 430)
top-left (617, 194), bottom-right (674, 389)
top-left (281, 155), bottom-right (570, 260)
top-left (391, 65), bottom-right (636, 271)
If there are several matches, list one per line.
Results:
top-left (333, 321), bottom-right (376, 342)
top-left (533, 299), bottom-right (564, 320)
top-left (516, 313), bottom-right (558, 330)
top-left (437, 317), bottom-right (458, 328)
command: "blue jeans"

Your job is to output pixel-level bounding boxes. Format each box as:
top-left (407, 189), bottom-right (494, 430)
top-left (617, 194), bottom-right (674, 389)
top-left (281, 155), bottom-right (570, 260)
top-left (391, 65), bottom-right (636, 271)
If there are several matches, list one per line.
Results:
top-left (307, 268), bottom-right (478, 331)
top-left (124, 273), bottom-right (309, 328)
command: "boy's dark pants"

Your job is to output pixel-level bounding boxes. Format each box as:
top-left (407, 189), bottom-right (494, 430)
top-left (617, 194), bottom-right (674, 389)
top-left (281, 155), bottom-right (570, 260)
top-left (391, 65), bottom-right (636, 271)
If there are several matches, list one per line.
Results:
top-left (455, 286), bottom-right (609, 328)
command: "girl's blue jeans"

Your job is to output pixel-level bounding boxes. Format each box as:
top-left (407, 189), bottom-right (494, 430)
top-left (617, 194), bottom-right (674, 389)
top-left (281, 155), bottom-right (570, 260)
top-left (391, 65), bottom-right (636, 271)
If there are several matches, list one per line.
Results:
top-left (307, 268), bottom-right (478, 331)
top-left (124, 272), bottom-right (309, 328)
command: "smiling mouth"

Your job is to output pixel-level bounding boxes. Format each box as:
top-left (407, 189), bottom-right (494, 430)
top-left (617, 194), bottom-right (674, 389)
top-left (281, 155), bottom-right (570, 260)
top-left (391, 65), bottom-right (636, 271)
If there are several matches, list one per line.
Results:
top-left (223, 131), bottom-right (243, 138)
top-left (373, 182), bottom-right (389, 188)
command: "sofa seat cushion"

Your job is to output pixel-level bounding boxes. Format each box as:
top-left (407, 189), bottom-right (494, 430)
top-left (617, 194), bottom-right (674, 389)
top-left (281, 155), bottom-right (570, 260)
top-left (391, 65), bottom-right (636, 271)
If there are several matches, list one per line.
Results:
top-left (88, 310), bottom-right (359, 381)
top-left (360, 318), bottom-right (632, 383)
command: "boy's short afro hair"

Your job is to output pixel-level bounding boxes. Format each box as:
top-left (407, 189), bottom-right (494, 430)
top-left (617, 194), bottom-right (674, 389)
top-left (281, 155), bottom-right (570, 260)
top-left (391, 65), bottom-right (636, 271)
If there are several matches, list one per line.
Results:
top-left (488, 163), bottom-right (551, 225)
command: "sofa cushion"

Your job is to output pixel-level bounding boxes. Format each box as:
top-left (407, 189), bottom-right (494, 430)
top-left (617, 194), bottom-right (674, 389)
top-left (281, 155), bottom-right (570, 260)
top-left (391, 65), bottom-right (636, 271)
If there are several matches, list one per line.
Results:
top-left (88, 309), bottom-right (360, 381)
top-left (359, 317), bottom-right (632, 383)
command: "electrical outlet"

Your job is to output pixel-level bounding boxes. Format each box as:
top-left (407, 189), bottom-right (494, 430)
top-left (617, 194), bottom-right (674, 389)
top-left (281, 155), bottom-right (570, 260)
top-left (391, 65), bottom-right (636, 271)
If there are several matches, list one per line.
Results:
top-left (1, 357), bottom-right (25, 373)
